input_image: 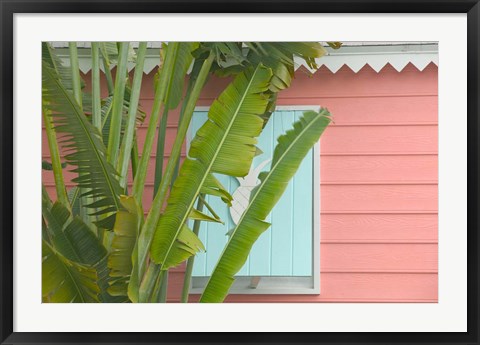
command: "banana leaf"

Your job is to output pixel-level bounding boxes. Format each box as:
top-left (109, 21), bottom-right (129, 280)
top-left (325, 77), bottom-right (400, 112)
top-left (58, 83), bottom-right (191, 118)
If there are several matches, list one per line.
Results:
top-left (42, 55), bottom-right (123, 229)
top-left (42, 42), bottom-right (78, 91)
top-left (107, 196), bottom-right (143, 297)
top-left (200, 109), bottom-right (331, 303)
top-left (42, 240), bottom-right (100, 303)
top-left (149, 64), bottom-right (273, 269)
top-left (42, 200), bottom-right (125, 302)
top-left (200, 42), bottom-right (326, 91)
top-left (246, 42), bottom-right (327, 92)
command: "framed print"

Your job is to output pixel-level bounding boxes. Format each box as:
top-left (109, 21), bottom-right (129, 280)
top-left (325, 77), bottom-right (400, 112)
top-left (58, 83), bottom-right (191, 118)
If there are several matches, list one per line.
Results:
top-left (1, 1), bottom-right (479, 344)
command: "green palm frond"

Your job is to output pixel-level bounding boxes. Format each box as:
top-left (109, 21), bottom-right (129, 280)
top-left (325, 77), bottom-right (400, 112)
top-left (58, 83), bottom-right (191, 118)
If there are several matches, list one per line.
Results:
top-left (197, 42), bottom-right (326, 91)
top-left (42, 200), bottom-right (126, 303)
top-left (107, 196), bottom-right (142, 297)
top-left (42, 55), bottom-right (123, 229)
top-left (42, 42), bottom-right (79, 91)
top-left (246, 42), bottom-right (327, 92)
top-left (194, 42), bottom-right (246, 74)
top-left (42, 240), bottom-right (100, 303)
top-left (66, 186), bottom-right (82, 219)
top-left (200, 109), bottom-right (331, 302)
top-left (42, 200), bottom-right (126, 302)
top-left (41, 200), bottom-right (103, 303)
top-left (43, 202), bottom-right (107, 265)
top-left (149, 64), bottom-right (273, 269)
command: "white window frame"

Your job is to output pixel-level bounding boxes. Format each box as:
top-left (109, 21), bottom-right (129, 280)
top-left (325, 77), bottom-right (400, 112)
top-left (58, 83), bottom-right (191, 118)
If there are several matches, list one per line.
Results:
top-left (188, 106), bottom-right (321, 295)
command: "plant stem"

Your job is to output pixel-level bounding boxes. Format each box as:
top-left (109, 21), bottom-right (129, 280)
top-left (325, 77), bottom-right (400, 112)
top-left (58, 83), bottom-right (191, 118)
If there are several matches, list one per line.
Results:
top-left (107, 42), bottom-right (130, 167)
top-left (68, 42), bottom-right (82, 111)
top-left (180, 194), bottom-right (205, 303)
top-left (42, 111), bottom-right (69, 207)
top-left (152, 108), bottom-right (171, 303)
top-left (149, 271), bottom-right (163, 302)
top-left (131, 43), bottom-right (177, 201)
top-left (103, 59), bottom-right (114, 95)
top-left (131, 135), bottom-right (139, 181)
top-left (158, 270), bottom-right (169, 302)
top-left (151, 269), bottom-right (171, 302)
top-left (170, 63), bottom-right (201, 189)
top-left (134, 52), bottom-right (215, 302)
top-left (139, 262), bottom-right (160, 303)
top-left (153, 108), bottom-right (169, 196)
top-left (99, 44), bottom-right (115, 95)
top-left (91, 42), bottom-right (102, 130)
top-left (128, 43), bottom-right (179, 302)
top-left (150, 270), bottom-right (168, 303)
top-left (117, 42), bottom-right (147, 189)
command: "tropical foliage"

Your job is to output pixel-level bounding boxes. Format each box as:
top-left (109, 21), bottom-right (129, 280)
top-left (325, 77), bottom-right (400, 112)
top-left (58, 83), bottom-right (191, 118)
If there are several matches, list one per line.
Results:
top-left (41, 41), bottom-right (336, 303)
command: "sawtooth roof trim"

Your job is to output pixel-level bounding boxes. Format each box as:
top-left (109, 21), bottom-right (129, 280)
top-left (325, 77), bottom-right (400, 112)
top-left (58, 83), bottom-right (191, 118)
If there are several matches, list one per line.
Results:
top-left (51, 42), bottom-right (438, 74)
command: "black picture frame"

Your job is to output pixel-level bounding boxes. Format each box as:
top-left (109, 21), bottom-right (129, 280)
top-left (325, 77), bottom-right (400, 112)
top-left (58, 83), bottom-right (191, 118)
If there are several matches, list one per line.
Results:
top-left (1, 1), bottom-right (479, 344)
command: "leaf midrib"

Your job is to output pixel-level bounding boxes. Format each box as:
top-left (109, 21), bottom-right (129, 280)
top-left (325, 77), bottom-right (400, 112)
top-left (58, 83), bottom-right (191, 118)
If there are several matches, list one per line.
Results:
top-left (159, 66), bottom-right (264, 266)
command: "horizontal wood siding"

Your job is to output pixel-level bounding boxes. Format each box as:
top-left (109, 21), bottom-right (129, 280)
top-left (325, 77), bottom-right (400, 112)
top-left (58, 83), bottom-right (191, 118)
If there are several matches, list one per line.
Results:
top-left (42, 62), bottom-right (438, 302)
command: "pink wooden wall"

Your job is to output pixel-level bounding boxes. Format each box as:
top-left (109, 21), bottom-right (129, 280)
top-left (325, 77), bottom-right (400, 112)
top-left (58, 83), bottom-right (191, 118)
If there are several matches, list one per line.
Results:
top-left (43, 62), bottom-right (438, 303)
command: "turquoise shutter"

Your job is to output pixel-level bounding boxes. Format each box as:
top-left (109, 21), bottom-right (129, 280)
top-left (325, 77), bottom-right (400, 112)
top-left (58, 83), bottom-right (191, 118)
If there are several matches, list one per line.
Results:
top-left (189, 110), bottom-right (314, 277)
